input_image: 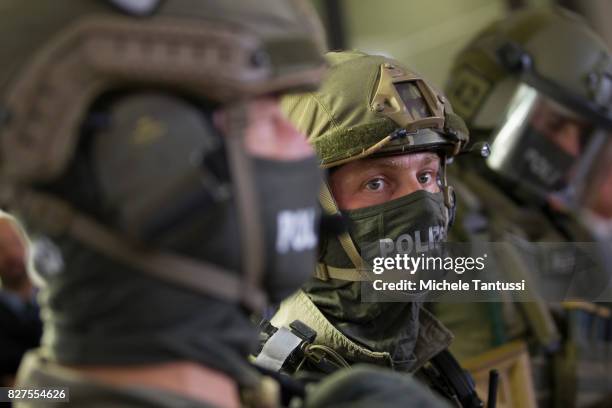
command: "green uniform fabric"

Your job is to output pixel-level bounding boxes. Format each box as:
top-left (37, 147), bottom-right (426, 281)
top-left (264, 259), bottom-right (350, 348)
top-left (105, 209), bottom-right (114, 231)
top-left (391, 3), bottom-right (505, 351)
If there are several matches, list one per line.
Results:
top-left (15, 350), bottom-right (217, 408)
top-left (272, 290), bottom-right (452, 372)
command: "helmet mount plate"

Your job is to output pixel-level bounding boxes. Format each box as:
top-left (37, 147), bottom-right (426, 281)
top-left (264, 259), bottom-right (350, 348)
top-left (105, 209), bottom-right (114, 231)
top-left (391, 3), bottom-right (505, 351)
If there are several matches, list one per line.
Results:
top-left (371, 63), bottom-right (445, 132)
top-left (107, 0), bottom-right (162, 16)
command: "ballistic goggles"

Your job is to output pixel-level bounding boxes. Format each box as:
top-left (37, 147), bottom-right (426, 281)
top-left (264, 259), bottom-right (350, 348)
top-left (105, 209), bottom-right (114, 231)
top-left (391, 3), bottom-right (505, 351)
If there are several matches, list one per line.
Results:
top-left (486, 43), bottom-right (612, 209)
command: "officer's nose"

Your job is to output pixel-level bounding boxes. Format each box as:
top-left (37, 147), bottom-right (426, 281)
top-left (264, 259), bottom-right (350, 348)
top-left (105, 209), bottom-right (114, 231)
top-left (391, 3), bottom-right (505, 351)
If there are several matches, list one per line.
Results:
top-left (394, 175), bottom-right (441, 200)
top-left (395, 179), bottom-right (422, 199)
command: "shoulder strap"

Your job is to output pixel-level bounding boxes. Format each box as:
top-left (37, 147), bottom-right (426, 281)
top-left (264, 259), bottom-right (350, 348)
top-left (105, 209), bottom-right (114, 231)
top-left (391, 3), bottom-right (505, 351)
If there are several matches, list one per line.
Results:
top-left (317, 184), bottom-right (369, 281)
top-left (314, 263), bottom-right (368, 281)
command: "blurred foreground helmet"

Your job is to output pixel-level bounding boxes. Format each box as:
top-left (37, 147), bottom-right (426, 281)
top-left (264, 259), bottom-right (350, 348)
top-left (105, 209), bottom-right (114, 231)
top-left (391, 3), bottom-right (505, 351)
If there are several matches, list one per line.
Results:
top-left (0, 0), bottom-right (326, 183)
top-left (0, 0), bottom-right (327, 312)
top-left (446, 7), bottom-right (612, 209)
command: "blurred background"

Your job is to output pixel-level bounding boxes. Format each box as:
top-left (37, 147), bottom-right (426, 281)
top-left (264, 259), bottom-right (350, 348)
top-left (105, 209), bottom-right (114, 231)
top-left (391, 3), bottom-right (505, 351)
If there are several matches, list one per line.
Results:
top-left (310, 0), bottom-right (612, 89)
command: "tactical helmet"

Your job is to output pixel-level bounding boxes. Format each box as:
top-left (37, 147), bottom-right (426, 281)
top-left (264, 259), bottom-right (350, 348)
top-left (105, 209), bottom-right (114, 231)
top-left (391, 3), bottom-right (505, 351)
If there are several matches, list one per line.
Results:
top-left (284, 51), bottom-right (469, 196)
top-left (285, 52), bottom-right (468, 164)
top-left (0, 0), bottom-right (327, 312)
top-left (446, 7), bottom-right (612, 209)
top-left (282, 51), bottom-right (469, 280)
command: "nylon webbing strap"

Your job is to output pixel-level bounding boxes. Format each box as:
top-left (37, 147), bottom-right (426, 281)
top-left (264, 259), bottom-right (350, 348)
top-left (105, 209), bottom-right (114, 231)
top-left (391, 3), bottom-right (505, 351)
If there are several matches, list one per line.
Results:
top-left (317, 184), bottom-right (368, 281)
top-left (19, 190), bottom-right (267, 311)
top-left (318, 183), bottom-right (339, 216)
top-left (255, 326), bottom-right (303, 372)
top-left (314, 263), bottom-right (369, 281)
top-left (224, 103), bottom-right (267, 311)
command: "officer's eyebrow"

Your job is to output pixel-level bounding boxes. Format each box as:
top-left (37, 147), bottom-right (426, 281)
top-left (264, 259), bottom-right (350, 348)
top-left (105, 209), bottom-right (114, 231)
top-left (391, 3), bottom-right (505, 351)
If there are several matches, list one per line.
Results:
top-left (368, 153), bottom-right (440, 170)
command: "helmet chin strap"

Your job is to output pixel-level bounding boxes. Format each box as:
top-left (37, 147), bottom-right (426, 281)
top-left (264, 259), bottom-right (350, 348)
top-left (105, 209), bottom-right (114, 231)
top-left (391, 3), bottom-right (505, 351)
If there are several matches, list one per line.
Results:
top-left (315, 182), bottom-right (369, 282)
top-left (440, 157), bottom-right (456, 230)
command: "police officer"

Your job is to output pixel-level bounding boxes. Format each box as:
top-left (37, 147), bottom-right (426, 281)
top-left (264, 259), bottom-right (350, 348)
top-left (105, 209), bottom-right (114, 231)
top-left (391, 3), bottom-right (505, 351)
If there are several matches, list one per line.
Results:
top-left (438, 7), bottom-right (612, 407)
top-left (255, 51), bottom-right (482, 407)
top-left (0, 0), bottom-right (329, 406)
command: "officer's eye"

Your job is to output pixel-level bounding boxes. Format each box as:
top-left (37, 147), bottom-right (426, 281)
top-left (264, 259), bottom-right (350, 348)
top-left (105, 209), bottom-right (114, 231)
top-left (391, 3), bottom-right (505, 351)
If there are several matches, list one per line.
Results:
top-left (417, 171), bottom-right (434, 185)
top-left (365, 177), bottom-right (386, 192)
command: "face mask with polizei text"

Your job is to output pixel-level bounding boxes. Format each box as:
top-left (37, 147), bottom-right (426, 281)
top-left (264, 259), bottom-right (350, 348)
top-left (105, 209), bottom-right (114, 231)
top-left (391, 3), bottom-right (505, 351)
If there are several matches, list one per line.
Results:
top-left (320, 190), bottom-right (449, 270)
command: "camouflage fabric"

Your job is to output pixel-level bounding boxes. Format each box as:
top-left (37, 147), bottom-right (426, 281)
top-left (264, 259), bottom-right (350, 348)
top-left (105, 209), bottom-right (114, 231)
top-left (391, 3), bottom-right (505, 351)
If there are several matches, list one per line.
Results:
top-left (272, 290), bottom-right (452, 373)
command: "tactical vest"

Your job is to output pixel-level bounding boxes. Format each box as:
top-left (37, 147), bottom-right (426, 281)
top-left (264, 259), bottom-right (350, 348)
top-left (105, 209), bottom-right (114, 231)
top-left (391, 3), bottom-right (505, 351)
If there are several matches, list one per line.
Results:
top-left (255, 290), bottom-right (483, 408)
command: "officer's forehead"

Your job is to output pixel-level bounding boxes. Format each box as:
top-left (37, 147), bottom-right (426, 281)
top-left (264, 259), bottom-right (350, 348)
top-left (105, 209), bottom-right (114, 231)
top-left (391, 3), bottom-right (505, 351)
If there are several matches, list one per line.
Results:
top-left (361, 152), bottom-right (440, 170)
top-left (331, 152), bottom-right (440, 177)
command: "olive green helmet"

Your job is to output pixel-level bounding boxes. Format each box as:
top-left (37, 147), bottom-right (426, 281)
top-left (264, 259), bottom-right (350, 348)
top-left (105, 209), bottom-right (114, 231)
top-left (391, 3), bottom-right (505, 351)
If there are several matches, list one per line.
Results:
top-left (445, 7), bottom-right (612, 208)
top-left (283, 51), bottom-right (469, 170)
